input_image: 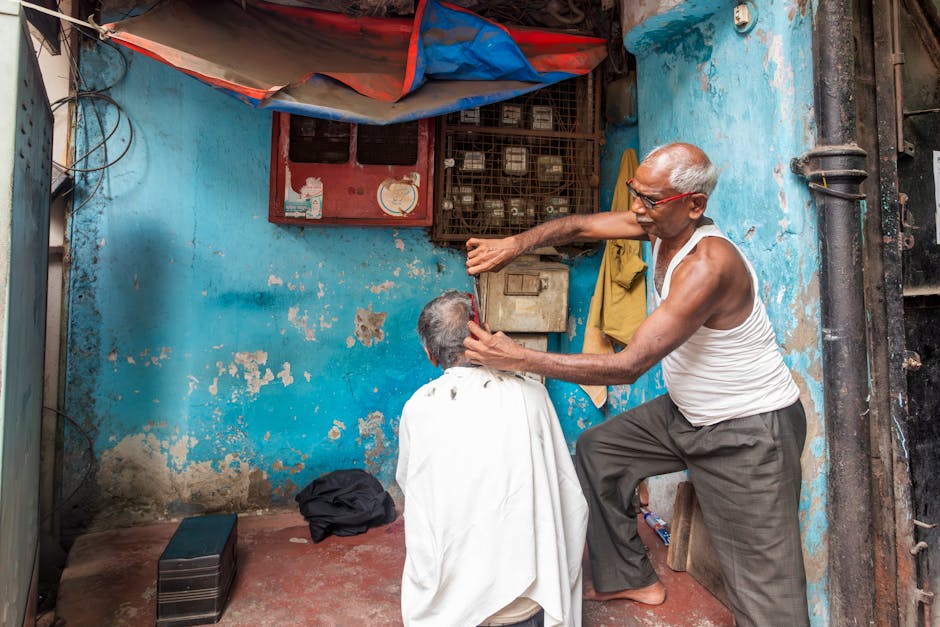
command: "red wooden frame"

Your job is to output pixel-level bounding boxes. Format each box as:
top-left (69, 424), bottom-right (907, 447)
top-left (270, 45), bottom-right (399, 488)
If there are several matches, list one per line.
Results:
top-left (268, 113), bottom-right (435, 227)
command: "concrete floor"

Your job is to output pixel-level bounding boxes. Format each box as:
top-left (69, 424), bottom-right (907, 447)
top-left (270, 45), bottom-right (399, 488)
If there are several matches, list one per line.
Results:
top-left (54, 510), bottom-right (733, 626)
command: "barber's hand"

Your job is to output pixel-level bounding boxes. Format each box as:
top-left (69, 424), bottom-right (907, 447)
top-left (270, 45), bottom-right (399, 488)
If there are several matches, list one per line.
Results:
top-left (466, 236), bottom-right (521, 276)
top-left (464, 321), bottom-right (525, 371)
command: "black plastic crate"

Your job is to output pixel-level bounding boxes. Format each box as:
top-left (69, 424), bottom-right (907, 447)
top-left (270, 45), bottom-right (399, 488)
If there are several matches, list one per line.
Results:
top-left (157, 513), bottom-right (238, 626)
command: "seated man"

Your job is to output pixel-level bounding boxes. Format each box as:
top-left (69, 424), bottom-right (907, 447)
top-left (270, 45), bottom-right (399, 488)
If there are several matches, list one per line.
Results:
top-left (397, 290), bottom-right (588, 627)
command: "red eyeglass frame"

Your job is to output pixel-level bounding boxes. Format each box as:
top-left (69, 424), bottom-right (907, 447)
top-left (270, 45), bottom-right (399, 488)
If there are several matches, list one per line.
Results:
top-left (626, 178), bottom-right (697, 208)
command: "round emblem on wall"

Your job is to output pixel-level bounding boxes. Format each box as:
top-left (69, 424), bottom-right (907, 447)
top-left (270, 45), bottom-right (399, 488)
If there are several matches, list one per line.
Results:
top-left (377, 177), bottom-right (419, 217)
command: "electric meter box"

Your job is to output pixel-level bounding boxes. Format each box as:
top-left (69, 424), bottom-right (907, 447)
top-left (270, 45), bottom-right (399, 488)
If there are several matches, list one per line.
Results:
top-left (269, 113), bottom-right (434, 226)
top-left (480, 257), bottom-right (569, 333)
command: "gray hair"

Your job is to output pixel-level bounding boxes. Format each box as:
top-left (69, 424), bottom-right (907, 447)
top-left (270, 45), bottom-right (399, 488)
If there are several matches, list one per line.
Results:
top-left (417, 290), bottom-right (472, 369)
top-left (645, 143), bottom-right (720, 196)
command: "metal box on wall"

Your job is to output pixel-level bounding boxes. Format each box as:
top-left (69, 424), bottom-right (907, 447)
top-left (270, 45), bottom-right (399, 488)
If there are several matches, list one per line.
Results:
top-left (433, 72), bottom-right (601, 242)
top-left (480, 256), bottom-right (569, 333)
top-left (269, 114), bottom-right (434, 226)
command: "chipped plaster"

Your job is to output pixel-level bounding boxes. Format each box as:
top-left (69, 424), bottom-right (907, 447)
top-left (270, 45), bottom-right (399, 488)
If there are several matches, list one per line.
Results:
top-left (288, 306), bottom-right (317, 342)
top-left (358, 411), bottom-right (390, 476)
top-left (233, 350), bottom-right (275, 396)
top-left (354, 306), bottom-right (387, 347)
top-left (94, 433), bottom-right (271, 526)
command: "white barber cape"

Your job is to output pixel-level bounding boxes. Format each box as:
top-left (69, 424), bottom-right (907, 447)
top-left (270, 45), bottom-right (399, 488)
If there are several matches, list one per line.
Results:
top-left (397, 366), bottom-right (588, 627)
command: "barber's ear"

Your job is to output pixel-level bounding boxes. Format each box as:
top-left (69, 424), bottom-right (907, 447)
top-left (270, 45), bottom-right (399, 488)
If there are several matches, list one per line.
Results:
top-left (689, 193), bottom-right (707, 219)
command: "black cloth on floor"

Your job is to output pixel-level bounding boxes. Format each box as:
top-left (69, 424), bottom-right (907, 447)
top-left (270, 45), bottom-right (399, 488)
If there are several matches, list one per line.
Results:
top-left (295, 469), bottom-right (396, 543)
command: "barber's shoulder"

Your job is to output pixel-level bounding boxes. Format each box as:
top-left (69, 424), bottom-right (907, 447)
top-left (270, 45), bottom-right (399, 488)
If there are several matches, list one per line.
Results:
top-left (686, 237), bottom-right (746, 273)
top-left (670, 238), bottom-right (746, 294)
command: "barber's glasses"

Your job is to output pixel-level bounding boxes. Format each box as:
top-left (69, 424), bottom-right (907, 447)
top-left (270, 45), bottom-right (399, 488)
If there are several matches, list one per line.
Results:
top-left (626, 178), bottom-right (697, 210)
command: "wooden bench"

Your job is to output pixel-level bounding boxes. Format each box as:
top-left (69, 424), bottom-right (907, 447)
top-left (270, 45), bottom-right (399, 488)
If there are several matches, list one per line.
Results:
top-left (666, 481), bottom-right (730, 608)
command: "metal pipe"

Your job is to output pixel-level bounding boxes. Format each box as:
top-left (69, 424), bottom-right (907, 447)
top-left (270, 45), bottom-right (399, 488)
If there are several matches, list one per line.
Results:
top-left (795, 0), bottom-right (876, 622)
top-left (891, 0), bottom-right (907, 153)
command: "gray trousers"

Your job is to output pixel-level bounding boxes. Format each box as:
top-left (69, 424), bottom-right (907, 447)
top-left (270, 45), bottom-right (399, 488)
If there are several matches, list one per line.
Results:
top-left (574, 394), bottom-right (809, 627)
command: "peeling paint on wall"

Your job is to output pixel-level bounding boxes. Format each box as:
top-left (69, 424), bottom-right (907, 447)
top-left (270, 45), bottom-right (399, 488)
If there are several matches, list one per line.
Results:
top-left (357, 411), bottom-right (388, 475)
top-left (119, 346), bottom-right (174, 369)
top-left (233, 350), bottom-right (275, 396)
top-left (276, 362), bottom-right (293, 386)
top-left (288, 306), bottom-right (317, 342)
top-left (94, 432), bottom-right (273, 526)
top-left (272, 459), bottom-right (304, 475)
top-left (762, 33), bottom-right (795, 121)
top-left (405, 259), bottom-right (430, 278)
top-left (328, 419), bottom-right (346, 440)
top-left (368, 280), bottom-right (396, 294)
top-left (169, 436), bottom-right (199, 470)
top-left (354, 306), bottom-right (387, 347)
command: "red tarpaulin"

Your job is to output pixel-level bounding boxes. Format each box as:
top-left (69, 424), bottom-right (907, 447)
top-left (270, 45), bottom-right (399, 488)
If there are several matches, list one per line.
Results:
top-left (104, 0), bottom-right (607, 124)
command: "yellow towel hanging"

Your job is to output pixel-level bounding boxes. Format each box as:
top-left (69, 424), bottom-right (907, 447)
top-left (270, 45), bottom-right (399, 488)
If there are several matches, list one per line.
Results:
top-left (580, 148), bottom-right (648, 408)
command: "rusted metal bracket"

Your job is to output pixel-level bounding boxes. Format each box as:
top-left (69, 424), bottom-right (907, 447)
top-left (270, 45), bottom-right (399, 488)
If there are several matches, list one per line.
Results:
top-left (903, 351), bottom-right (923, 371)
top-left (899, 192), bottom-right (917, 249)
top-left (910, 541), bottom-right (929, 555)
top-left (790, 145), bottom-right (868, 201)
top-left (910, 518), bottom-right (936, 610)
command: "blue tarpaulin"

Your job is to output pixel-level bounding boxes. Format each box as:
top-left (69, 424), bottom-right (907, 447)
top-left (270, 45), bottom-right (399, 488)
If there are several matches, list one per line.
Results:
top-left (105, 0), bottom-right (607, 124)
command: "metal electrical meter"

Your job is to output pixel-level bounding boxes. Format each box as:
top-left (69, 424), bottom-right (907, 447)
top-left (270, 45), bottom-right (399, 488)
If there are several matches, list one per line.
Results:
top-left (433, 71), bottom-right (601, 243)
top-left (479, 254), bottom-right (569, 333)
top-left (478, 254), bottom-right (569, 382)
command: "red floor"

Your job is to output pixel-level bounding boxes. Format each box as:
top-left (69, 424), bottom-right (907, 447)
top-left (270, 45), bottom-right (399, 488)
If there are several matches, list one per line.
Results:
top-left (54, 509), bottom-right (732, 626)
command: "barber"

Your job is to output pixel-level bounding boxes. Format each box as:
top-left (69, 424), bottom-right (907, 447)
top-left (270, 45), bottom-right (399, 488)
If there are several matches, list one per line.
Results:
top-left (463, 143), bottom-right (809, 627)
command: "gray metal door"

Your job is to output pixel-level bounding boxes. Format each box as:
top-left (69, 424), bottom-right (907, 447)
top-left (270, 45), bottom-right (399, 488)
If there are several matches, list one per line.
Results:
top-left (0, 4), bottom-right (53, 626)
top-left (897, 0), bottom-right (940, 622)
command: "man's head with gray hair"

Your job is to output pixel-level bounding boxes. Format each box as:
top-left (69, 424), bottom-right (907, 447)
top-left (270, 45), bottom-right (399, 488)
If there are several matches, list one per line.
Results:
top-left (417, 290), bottom-right (473, 370)
top-left (644, 143), bottom-right (719, 197)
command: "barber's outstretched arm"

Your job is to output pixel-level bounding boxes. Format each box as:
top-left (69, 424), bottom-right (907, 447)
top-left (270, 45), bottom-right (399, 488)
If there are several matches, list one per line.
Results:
top-left (466, 211), bottom-right (648, 275)
top-left (463, 250), bottom-right (725, 384)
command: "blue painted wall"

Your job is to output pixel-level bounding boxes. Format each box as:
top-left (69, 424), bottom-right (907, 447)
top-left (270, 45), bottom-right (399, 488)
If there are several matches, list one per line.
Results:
top-left (63, 46), bottom-right (619, 528)
top-left (623, 0), bottom-right (826, 622)
top-left (65, 10), bottom-right (826, 618)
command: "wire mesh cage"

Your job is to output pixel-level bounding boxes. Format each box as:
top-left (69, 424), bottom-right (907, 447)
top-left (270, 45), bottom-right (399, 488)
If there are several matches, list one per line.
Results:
top-left (432, 71), bottom-right (601, 242)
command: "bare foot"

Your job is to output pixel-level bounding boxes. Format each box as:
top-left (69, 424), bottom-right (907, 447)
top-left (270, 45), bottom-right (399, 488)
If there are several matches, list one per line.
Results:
top-left (583, 579), bottom-right (666, 605)
top-left (637, 480), bottom-right (649, 508)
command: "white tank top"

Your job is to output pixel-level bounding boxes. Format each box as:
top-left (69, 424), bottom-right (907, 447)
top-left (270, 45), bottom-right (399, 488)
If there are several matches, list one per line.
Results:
top-left (652, 224), bottom-right (800, 426)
